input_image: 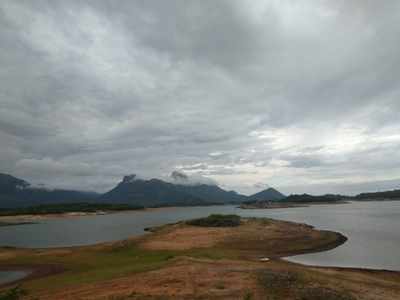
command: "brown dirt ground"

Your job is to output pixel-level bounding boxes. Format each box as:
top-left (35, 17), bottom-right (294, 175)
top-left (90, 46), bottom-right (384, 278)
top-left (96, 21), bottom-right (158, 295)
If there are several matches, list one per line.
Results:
top-left (34, 258), bottom-right (400, 300)
top-left (2, 218), bottom-right (399, 300)
top-left (140, 218), bottom-right (345, 259)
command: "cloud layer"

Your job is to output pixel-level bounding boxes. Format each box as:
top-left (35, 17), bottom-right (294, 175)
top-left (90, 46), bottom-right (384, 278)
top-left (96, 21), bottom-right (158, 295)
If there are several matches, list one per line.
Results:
top-left (1, 0), bottom-right (399, 195)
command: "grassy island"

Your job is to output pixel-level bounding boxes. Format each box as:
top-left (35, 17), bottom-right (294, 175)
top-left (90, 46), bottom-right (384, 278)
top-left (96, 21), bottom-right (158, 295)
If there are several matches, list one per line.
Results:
top-left (0, 215), bottom-right (399, 300)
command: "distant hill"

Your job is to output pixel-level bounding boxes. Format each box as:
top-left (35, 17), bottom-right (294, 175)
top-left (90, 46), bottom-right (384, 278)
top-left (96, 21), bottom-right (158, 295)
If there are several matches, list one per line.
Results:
top-left (0, 173), bottom-right (99, 208)
top-left (242, 192), bottom-right (347, 208)
top-left (354, 189), bottom-right (400, 200)
top-left (0, 172), bottom-right (248, 208)
top-left (175, 184), bottom-right (247, 204)
top-left (99, 175), bottom-right (205, 207)
top-left (247, 188), bottom-right (285, 202)
top-left (283, 194), bottom-right (347, 203)
top-left (100, 174), bottom-right (247, 207)
top-left (4, 171), bottom-right (398, 209)
top-left (0, 173), bottom-right (30, 193)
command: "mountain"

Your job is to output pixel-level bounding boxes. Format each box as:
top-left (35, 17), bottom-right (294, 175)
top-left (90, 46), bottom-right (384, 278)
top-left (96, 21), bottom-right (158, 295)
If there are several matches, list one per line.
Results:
top-left (354, 189), bottom-right (400, 200)
top-left (0, 173), bottom-right (30, 193)
top-left (0, 173), bottom-right (99, 208)
top-left (247, 188), bottom-right (285, 202)
top-left (100, 174), bottom-right (247, 207)
top-left (99, 175), bottom-right (206, 207)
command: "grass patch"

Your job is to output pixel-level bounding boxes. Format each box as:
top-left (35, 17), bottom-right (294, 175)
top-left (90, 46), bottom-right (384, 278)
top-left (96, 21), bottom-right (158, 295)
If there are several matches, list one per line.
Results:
top-left (0, 287), bottom-right (27, 300)
top-left (186, 214), bottom-right (241, 227)
top-left (1, 242), bottom-right (176, 293)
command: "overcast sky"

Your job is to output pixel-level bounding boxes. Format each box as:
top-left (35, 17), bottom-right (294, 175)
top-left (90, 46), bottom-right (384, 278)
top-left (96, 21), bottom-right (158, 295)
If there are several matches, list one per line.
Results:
top-left (1, 1), bottom-right (400, 195)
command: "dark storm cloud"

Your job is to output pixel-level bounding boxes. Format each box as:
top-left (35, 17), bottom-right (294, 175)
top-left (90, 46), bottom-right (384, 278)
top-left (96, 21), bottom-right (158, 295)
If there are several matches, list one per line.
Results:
top-left (0, 0), bottom-right (399, 194)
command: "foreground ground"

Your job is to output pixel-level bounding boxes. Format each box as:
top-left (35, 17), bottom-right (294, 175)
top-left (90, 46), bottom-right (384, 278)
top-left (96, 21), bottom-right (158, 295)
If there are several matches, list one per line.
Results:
top-left (0, 217), bottom-right (399, 300)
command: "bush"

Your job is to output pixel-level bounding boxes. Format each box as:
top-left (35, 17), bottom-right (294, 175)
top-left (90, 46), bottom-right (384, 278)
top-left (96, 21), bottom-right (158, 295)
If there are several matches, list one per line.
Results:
top-left (0, 287), bottom-right (27, 300)
top-left (186, 214), bottom-right (241, 227)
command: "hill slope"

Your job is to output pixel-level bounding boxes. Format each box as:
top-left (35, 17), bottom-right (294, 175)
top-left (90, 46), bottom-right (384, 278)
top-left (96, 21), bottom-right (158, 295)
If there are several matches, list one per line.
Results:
top-left (354, 189), bottom-right (400, 200)
top-left (247, 187), bottom-right (285, 202)
top-left (0, 173), bottom-right (99, 208)
top-left (100, 174), bottom-right (247, 207)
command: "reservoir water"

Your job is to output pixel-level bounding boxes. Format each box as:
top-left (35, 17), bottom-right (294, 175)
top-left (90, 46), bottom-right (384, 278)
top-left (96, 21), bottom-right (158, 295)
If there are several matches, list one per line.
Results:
top-left (0, 201), bottom-right (399, 272)
top-left (0, 271), bottom-right (30, 285)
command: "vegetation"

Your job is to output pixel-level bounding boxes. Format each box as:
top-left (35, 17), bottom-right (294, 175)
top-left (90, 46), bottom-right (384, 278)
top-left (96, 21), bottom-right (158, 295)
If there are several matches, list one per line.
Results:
top-left (283, 194), bottom-right (347, 203)
top-left (0, 241), bottom-right (176, 293)
top-left (0, 222), bottom-right (36, 227)
top-left (186, 214), bottom-right (241, 227)
top-left (0, 287), bottom-right (27, 300)
top-left (0, 203), bottom-right (143, 216)
top-left (0, 217), bottom-right (391, 300)
top-left (355, 189), bottom-right (400, 200)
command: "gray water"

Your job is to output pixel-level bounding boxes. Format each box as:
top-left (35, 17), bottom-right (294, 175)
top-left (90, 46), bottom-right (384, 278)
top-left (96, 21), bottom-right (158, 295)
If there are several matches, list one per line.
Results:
top-left (238, 201), bottom-right (400, 271)
top-left (0, 271), bottom-right (30, 285)
top-left (0, 201), bottom-right (399, 272)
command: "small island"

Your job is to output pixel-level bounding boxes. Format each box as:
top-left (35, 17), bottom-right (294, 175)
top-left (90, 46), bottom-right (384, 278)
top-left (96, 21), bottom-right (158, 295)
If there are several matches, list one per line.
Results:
top-left (1, 214), bottom-right (399, 300)
top-left (241, 194), bottom-right (349, 209)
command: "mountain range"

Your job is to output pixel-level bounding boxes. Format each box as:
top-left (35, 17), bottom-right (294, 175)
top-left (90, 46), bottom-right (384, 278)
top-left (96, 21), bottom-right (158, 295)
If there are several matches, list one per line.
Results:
top-left (0, 172), bottom-right (282, 208)
top-left (99, 174), bottom-right (248, 207)
top-left (0, 173), bottom-right (99, 208)
top-left (1, 172), bottom-right (399, 209)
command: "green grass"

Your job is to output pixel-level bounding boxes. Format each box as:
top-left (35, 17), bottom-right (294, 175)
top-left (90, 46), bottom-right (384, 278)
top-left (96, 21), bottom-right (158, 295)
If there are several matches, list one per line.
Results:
top-left (2, 242), bottom-right (177, 292)
top-left (0, 217), bottom-right (352, 299)
top-left (0, 235), bottom-right (242, 294)
top-left (0, 287), bottom-right (27, 300)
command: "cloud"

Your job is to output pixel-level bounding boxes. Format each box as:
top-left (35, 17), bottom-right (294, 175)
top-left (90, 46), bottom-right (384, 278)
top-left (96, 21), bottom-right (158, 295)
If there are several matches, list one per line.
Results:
top-left (168, 170), bottom-right (217, 186)
top-left (0, 0), bottom-right (399, 195)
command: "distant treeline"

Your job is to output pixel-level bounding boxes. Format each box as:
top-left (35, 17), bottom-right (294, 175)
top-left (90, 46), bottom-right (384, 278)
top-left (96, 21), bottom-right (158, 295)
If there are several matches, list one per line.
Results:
top-left (244, 189), bottom-right (400, 206)
top-left (0, 202), bottom-right (144, 216)
top-left (283, 194), bottom-right (347, 203)
top-left (186, 214), bottom-right (241, 227)
top-left (355, 189), bottom-right (400, 200)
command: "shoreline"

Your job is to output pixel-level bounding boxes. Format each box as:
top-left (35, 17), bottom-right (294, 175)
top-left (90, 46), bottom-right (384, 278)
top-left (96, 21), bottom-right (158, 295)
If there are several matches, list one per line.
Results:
top-left (1, 216), bottom-right (399, 299)
top-left (0, 209), bottom-right (146, 223)
top-left (240, 200), bottom-right (349, 209)
top-left (0, 217), bottom-right (348, 288)
top-left (0, 204), bottom-right (229, 222)
top-left (0, 264), bottom-right (65, 288)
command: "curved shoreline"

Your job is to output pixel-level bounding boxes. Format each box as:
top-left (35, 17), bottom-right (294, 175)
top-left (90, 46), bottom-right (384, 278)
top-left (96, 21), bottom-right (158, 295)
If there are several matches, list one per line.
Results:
top-left (0, 216), bottom-right (398, 293)
top-left (0, 264), bottom-right (65, 288)
top-left (275, 229), bottom-right (348, 259)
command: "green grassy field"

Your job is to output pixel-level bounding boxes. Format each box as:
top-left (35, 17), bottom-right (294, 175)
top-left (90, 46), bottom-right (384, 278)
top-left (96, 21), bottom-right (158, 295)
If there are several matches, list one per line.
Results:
top-left (0, 242), bottom-right (175, 292)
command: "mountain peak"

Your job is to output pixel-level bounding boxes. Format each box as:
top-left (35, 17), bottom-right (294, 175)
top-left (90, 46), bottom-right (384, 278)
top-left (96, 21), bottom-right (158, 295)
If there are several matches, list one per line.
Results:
top-left (0, 173), bottom-right (30, 191)
top-left (248, 187), bottom-right (285, 202)
top-left (122, 174), bottom-right (137, 183)
top-left (171, 171), bottom-right (188, 182)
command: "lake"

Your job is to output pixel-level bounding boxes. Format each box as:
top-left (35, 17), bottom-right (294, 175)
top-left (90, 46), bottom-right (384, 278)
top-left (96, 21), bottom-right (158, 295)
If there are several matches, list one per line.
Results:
top-left (0, 201), bottom-right (399, 275)
top-left (0, 271), bottom-right (30, 285)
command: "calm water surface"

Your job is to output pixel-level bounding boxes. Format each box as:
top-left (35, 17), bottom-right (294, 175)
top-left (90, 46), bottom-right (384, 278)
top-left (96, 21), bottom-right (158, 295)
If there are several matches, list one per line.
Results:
top-left (0, 201), bottom-right (399, 273)
top-left (0, 271), bottom-right (30, 285)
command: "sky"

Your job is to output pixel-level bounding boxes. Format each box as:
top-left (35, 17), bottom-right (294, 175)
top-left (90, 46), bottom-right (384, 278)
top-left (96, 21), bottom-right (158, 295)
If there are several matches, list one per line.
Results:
top-left (1, 0), bottom-right (400, 195)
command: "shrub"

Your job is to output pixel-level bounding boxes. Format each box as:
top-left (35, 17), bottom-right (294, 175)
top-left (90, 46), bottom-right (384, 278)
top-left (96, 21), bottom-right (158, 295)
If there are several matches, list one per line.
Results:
top-left (186, 214), bottom-right (241, 227)
top-left (0, 287), bottom-right (27, 300)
